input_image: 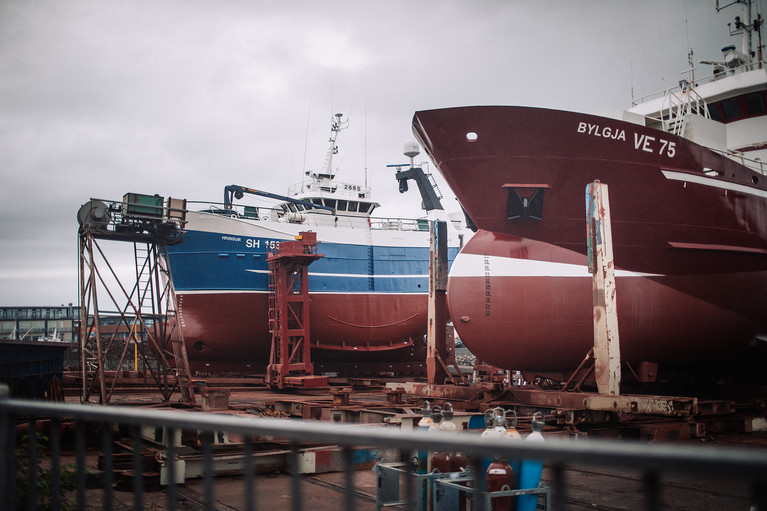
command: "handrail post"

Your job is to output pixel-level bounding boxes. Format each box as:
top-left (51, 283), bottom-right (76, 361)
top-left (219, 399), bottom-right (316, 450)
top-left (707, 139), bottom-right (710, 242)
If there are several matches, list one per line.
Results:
top-left (0, 384), bottom-right (12, 511)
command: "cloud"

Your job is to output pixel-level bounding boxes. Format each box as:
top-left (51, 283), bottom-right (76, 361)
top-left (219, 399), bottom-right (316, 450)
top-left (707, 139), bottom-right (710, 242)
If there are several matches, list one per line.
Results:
top-left (0, 0), bottom-right (748, 305)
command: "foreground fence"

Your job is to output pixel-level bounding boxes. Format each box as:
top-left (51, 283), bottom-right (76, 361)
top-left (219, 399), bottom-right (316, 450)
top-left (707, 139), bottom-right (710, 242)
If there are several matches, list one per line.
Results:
top-left (2, 386), bottom-right (767, 511)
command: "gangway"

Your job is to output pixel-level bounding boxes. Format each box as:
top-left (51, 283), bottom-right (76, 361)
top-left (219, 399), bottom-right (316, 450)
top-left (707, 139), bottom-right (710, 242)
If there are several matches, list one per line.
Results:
top-left (77, 193), bottom-right (195, 404)
top-left (266, 231), bottom-right (328, 389)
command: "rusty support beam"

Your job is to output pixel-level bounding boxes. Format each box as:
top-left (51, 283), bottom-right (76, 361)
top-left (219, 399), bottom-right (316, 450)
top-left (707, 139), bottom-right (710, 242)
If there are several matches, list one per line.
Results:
top-left (427, 220), bottom-right (449, 384)
top-left (508, 388), bottom-right (698, 417)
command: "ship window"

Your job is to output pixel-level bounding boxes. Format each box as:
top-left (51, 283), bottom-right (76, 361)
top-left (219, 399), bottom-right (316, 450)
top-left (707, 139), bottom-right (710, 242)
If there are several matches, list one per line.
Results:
top-left (311, 198), bottom-right (323, 206)
top-left (295, 203), bottom-right (305, 211)
top-left (746, 92), bottom-right (764, 115)
top-left (324, 199), bottom-right (336, 209)
top-left (347, 201), bottom-right (358, 212)
top-left (708, 104), bottom-right (721, 122)
top-left (721, 98), bottom-right (741, 120)
top-left (337, 200), bottom-right (347, 211)
top-left (359, 202), bottom-right (372, 213)
top-left (287, 203), bottom-right (297, 213)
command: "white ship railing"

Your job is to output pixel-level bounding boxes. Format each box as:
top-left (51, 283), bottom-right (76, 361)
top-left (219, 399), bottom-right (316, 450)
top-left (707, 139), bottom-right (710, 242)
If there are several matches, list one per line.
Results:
top-left (631, 59), bottom-right (767, 107)
top-left (714, 148), bottom-right (767, 175)
top-left (287, 180), bottom-right (372, 199)
top-left (658, 82), bottom-right (711, 137)
top-left (191, 201), bottom-right (433, 232)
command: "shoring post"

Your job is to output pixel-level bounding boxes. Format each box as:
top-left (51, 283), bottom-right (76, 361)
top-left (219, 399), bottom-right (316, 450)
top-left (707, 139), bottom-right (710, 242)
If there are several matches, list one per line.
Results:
top-left (586, 181), bottom-right (621, 396)
top-left (427, 220), bottom-right (449, 384)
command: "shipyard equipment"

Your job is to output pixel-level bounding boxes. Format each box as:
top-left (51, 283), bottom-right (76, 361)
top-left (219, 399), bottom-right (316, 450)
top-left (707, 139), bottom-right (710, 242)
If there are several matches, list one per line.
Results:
top-left (77, 193), bottom-right (195, 404)
top-left (265, 231), bottom-right (328, 389)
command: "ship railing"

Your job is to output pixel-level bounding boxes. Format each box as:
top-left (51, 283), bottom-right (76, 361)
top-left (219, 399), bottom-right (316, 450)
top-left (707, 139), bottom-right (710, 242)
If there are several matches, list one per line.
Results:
top-left (631, 58), bottom-right (767, 107)
top-left (657, 82), bottom-right (710, 137)
top-left (369, 217), bottom-right (430, 232)
top-left (713, 148), bottom-right (767, 176)
top-left (193, 201), bottom-right (431, 232)
top-left (287, 180), bottom-right (372, 199)
top-left (4, 388), bottom-right (767, 511)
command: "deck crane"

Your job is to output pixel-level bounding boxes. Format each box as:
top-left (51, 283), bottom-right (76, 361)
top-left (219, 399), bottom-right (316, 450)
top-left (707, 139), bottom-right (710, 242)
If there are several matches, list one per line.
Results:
top-left (223, 185), bottom-right (336, 214)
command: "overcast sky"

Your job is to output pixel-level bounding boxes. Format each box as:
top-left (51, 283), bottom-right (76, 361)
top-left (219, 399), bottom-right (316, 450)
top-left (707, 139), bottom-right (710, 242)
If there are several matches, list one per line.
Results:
top-left (0, 0), bottom-right (760, 306)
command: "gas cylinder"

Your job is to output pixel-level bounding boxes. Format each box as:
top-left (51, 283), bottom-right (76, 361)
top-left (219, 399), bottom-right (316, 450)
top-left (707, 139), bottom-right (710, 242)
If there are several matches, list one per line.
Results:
top-left (428, 405), bottom-right (443, 433)
top-left (427, 405), bottom-right (443, 474)
top-left (438, 403), bottom-right (464, 472)
top-left (517, 413), bottom-right (545, 511)
top-left (480, 409), bottom-right (498, 439)
top-left (417, 401), bottom-right (432, 474)
top-left (503, 410), bottom-right (523, 489)
top-left (492, 407), bottom-right (508, 436)
top-left (430, 449), bottom-right (451, 474)
top-left (486, 457), bottom-right (514, 511)
top-left (479, 409), bottom-right (504, 489)
top-left (439, 402), bottom-right (457, 433)
top-left (431, 404), bottom-right (452, 474)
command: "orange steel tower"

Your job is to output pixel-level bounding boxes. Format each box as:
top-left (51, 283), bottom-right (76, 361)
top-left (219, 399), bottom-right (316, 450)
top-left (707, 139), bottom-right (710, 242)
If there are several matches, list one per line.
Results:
top-left (266, 231), bottom-right (328, 389)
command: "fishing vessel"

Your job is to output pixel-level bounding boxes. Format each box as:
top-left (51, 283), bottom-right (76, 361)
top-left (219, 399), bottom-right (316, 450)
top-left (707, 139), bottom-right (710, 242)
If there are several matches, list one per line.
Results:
top-left (166, 114), bottom-right (463, 373)
top-left (413, 3), bottom-right (767, 378)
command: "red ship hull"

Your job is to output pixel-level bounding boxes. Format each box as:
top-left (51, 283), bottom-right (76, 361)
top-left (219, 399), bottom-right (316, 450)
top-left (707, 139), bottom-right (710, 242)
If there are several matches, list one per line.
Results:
top-left (414, 106), bottom-right (767, 374)
top-left (176, 291), bottom-right (428, 373)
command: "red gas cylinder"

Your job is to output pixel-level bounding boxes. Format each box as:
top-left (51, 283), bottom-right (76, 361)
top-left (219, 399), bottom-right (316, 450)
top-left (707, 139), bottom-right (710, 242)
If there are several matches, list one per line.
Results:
top-left (430, 450), bottom-right (452, 474)
top-left (449, 451), bottom-right (468, 472)
top-left (486, 458), bottom-right (514, 511)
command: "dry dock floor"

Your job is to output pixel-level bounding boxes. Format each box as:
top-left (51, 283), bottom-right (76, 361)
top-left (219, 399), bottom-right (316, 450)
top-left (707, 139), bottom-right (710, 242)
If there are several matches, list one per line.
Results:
top-left (63, 388), bottom-right (767, 510)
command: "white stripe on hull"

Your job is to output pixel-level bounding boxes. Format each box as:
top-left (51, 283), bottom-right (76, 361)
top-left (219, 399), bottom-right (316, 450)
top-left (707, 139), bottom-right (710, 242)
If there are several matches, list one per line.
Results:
top-left (661, 169), bottom-right (767, 199)
top-left (449, 253), bottom-right (662, 278)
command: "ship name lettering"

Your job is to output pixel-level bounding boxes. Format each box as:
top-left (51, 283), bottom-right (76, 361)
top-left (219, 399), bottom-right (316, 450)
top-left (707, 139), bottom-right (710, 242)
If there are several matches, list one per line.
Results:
top-left (576, 122), bottom-right (626, 141)
top-left (245, 239), bottom-right (260, 249)
top-left (634, 133), bottom-right (655, 153)
top-left (222, 235), bottom-right (241, 242)
top-left (633, 134), bottom-right (676, 157)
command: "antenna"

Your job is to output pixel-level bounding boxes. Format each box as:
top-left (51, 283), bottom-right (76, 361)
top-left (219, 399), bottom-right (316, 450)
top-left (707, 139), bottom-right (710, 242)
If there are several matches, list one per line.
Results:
top-left (323, 113), bottom-right (349, 177)
top-left (302, 98), bottom-right (312, 185)
top-left (364, 94), bottom-right (368, 192)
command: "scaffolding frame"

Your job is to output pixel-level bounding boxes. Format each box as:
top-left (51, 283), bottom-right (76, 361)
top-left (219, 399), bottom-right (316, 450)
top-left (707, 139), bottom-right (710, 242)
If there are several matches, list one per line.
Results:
top-left (265, 231), bottom-right (327, 389)
top-left (77, 197), bottom-right (195, 405)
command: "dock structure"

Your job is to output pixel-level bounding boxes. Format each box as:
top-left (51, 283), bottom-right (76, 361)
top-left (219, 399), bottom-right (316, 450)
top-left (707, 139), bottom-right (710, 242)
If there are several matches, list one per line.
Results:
top-left (265, 231), bottom-right (328, 390)
top-left (61, 191), bottom-right (767, 511)
top-left (76, 194), bottom-right (195, 404)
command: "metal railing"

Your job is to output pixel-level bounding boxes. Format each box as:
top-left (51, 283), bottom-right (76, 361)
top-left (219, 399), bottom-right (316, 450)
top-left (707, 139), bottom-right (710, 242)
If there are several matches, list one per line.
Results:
top-left (630, 59), bottom-right (767, 107)
top-left (3, 388), bottom-right (767, 511)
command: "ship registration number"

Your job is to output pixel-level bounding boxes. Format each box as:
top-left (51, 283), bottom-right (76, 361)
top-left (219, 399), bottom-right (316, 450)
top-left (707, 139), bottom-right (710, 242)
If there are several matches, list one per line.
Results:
top-left (576, 122), bottom-right (676, 158)
top-left (221, 235), bottom-right (279, 250)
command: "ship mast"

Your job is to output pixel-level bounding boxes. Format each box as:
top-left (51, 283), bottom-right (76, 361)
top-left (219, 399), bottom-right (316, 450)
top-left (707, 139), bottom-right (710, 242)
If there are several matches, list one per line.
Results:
top-left (323, 113), bottom-right (349, 178)
top-left (716, 0), bottom-right (763, 68)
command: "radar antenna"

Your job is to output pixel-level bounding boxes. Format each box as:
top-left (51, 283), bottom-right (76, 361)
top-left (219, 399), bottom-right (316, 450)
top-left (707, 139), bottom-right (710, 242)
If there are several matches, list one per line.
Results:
top-left (323, 113), bottom-right (349, 177)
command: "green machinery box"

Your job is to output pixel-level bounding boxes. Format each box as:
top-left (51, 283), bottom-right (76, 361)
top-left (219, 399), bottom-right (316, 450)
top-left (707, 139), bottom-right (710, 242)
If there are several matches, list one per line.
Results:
top-left (123, 193), bottom-right (164, 217)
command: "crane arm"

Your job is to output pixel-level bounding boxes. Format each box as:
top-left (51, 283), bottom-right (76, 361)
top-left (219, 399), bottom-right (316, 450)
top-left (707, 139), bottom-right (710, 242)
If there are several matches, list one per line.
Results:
top-left (223, 185), bottom-right (335, 213)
